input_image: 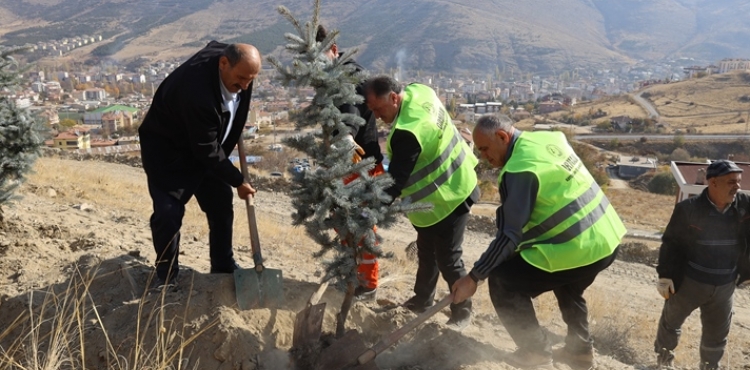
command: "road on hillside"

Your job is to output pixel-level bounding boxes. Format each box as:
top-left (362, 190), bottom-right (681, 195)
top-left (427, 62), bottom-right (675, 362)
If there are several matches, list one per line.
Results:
top-left (576, 134), bottom-right (750, 140)
top-left (632, 90), bottom-right (659, 119)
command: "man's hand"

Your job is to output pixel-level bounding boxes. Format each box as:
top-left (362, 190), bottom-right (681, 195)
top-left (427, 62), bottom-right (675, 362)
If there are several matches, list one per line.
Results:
top-left (451, 275), bottom-right (478, 304)
top-left (344, 134), bottom-right (365, 163)
top-left (657, 278), bottom-right (675, 299)
top-left (237, 182), bottom-right (256, 200)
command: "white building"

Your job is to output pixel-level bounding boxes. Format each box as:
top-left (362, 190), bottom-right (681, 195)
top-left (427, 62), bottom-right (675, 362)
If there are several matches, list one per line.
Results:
top-left (717, 58), bottom-right (750, 74)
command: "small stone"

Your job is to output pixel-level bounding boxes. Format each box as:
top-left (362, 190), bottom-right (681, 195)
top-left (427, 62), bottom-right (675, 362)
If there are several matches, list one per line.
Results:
top-left (241, 359), bottom-right (256, 370)
top-left (214, 342), bottom-right (231, 362)
top-left (47, 188), bottom-right (57, 198)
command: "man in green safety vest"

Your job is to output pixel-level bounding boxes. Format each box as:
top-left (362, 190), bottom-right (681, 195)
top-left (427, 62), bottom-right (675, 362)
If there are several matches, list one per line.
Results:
top-left (363, 75), bottom-right (479, 330)
top-left (452, 114), bottom-right (626, 369)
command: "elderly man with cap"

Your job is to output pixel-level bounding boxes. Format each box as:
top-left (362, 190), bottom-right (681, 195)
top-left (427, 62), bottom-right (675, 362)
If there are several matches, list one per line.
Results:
top-left (654, 159), bottom-right (750, 370)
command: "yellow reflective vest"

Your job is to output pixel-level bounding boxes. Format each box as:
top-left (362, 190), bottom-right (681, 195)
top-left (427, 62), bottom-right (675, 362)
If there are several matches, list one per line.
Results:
top-left (499, 131), bottom-right (626, 272)
top-left (387, 84), bottom-right (478, 227)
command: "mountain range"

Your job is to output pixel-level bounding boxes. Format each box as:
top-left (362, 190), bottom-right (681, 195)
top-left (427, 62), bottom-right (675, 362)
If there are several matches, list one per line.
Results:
top-left (1, 0), bottom-right (749, 73)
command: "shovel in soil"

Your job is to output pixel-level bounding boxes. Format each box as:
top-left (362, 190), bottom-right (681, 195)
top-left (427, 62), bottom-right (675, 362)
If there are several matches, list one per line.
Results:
top-left (233, 139), bottom-right (283, 309)
top-left (318, 294), bottom-right (454, 369)
top-left (292, 281), bottom-right (329, 348)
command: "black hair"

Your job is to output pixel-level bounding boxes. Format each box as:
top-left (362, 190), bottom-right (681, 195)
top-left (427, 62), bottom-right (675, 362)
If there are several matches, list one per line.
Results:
top-left (315, 25), bottom-right (327, 43)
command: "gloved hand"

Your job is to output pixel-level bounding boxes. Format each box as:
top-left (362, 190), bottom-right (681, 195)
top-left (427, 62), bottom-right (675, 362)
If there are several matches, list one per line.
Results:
top-left (657, 278), bottom-right (675, 299)
top-left (344, 134), bottom-right (365, 163)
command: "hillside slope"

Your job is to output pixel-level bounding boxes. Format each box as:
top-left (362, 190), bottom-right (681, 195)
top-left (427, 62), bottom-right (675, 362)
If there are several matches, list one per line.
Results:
top-left (1, 157), bottom-right (750, 369)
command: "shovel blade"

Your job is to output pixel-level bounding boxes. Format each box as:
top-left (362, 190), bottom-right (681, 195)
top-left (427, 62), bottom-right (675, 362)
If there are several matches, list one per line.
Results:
top-left (318, 330), bottom-right (379, 370)
top-left (293, 302), bottom-right (326, 348)
top-left (234, 268), bottom-right (284, 309)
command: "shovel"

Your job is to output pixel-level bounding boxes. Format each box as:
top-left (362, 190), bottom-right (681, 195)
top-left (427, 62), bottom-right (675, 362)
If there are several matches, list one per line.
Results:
top-left (292, 281), bottom-right (329, 348)
top-left (318, 294), bottom-right (454, 369)
top-left (233, 139), bottom-right (283, 309)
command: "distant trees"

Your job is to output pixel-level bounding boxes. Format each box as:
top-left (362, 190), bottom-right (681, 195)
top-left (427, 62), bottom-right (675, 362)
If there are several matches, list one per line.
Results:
top-left (58, 118), bottom-right (78, 129)
top-left (648, 171), bottom-right (678, 195)
top-left (669, 148), bottom-right (691, 162)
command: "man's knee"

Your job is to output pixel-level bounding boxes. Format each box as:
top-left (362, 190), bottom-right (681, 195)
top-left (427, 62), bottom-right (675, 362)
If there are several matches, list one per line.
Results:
top-left (152, 199), bottom-right (184, 223)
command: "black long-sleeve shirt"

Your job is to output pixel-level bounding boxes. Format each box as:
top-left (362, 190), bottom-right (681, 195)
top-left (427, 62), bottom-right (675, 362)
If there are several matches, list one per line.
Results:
top-left (384, 129), bottom-right (420, 200)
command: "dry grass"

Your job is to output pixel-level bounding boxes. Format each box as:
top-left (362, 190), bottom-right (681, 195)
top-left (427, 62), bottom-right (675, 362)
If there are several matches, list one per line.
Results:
top-left (26, 157), bottom-right (291, 250)
top-left (546, 96), bottom-right (650, 126)
top-left (605, 188), bottom-right (674, 231)
top-left (644, 71), bottom-right (750, 133)
top-left (0, 266), bottom-right (213, 370)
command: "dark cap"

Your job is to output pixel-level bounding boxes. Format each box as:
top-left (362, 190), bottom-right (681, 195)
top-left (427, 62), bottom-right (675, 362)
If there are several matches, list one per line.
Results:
top-left (706, 159), bottom-right (743, 179)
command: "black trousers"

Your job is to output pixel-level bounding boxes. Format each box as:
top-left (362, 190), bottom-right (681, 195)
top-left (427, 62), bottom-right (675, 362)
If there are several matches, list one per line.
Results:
top-left (487, 248), bottom-right (618, 355)
top-left (412, 204), bottom-right (472, 315)
top-left (147, 173), bottom-right (236, 280)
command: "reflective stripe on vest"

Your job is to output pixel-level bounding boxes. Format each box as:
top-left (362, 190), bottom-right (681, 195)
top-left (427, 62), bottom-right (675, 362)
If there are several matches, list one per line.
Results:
top-left (500, 131), bottom-right (626, 272)
top-left (520, 182), bottom-right (603, 245)
top-left (387, 83), bottom-right (478, 227)
top-left (408, 141), bottom-right (468, 203)
top-left (404, 134), bottom-right (461, 189)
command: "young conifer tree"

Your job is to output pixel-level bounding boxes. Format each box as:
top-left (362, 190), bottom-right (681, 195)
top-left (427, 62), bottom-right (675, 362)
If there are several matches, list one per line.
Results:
top-left (267, 0), bottom-right (424, 335)
top-left (0, 48), bottom-right (44, 223)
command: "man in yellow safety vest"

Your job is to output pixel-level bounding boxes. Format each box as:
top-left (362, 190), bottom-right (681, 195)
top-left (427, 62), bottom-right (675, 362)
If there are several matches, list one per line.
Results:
top-left (452, 114), bottom-right (625, 369)
top-left (364, 75), bottom-right (479, 329)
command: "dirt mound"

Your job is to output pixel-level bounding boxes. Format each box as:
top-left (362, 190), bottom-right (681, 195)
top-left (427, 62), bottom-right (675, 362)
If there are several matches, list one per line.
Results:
top-left (0, 249), bottom-right (509, 370)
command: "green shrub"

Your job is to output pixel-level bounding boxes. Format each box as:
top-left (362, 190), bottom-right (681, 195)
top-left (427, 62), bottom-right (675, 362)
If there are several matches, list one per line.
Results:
top-left (648, 172), bottom-right (678, 195)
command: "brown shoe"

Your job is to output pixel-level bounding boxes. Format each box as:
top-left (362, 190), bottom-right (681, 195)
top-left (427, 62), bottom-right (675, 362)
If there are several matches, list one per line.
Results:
top-left (657, 348), bottom-right (675, 369)
top-left (505, 349), bottom-right (554, 369)
top-left (552, 347), bottom-right (594, 370)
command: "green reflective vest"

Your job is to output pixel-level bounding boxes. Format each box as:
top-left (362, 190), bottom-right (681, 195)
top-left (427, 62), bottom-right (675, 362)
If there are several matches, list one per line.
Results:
top-left (387, 84), bottom-right (478, 227)
top-left (499, 131), bottom-right (626, 272)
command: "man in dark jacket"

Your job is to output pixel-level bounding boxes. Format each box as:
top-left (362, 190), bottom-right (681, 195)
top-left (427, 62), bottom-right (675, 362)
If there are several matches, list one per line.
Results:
top-left (139, 41), bottom-right (259, 286)
top-left (316, 25), bottom-right (385, 300)
top-left (654, 159), bottom-right (750, 370)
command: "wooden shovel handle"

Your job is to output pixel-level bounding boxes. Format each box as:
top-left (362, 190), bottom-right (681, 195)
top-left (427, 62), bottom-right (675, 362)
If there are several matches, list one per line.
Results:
top-left (308, 281), bottom-right (329, 307)
top-left (357, 294), bottom-right (454, 365)
top-left (237, 139), bottom-right (263, 271)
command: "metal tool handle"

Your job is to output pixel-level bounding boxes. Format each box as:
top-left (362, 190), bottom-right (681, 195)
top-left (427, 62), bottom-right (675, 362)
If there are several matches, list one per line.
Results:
top-left (237, 139), bottom-right (264, 272)
top-left (357, 294), bottom-right (454, 364)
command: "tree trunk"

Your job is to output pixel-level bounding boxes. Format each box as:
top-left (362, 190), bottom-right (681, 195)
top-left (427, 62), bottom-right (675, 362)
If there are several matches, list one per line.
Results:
top-left (336, 281), bottom-right (355, 338)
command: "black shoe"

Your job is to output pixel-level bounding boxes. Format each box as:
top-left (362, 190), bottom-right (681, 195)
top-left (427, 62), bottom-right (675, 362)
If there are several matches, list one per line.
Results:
top-left (402, 296), bottom-right (434, 313)
top-left (354, 286), bottom-right (377, 301)
top-left (210, 262), bottom-right (240, 274)
top-left (446, 309), bottom-right (472, 330)
top-left (150, 275), bottom-right (179, 293)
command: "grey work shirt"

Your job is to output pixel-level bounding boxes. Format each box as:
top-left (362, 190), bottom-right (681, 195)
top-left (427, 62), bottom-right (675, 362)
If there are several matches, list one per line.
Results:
top-left (471, 130), bottom-right (540, 280)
